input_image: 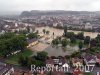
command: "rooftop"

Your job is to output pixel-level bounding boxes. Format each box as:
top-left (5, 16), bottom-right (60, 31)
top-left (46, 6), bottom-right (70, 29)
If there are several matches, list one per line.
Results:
top-left (0, 62), bottom-right (13, 75)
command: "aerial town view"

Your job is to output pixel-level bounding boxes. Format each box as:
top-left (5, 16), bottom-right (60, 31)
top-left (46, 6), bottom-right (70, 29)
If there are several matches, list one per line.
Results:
top-left (0, 0), bottom-right (100, 75)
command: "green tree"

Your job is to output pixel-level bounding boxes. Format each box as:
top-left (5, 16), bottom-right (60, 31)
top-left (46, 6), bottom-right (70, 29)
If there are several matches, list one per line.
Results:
top-left (66, 32), bottom-right (75, 38)
top-left (18, 55), bottom-right (25, 66)
top-left (53, 32), bottom-right (55, 39)
top-left (0, 33), bottom-right (27, 57)
top-left (64, 26), bottom-right (67, 37)
top-left (33, 60), bottom-right (45, 66)
top-left (46, 30), bottom-right (50, 35)
top-left (27, 33), bottom-right (38, 39)
top-left (70, 37), bottom-right (76, 43)
top-left (90, 39), bottom-right (97, 47)
top-left (52, 38), bottom-right (59, 46)
top-left (19, 30), bottom-right (28, 34)
top-left (43, 29), bottom-right (46, 34)
top-left (79, 41), bottom-right (84, 50)
top-left (76, 32), bottom-right (84, 40)
top-left (96, 34), bottom-right (100, 41)
top-left (84, 36), bottom-right (90, 45)
top-left (61, 39), bottom-right (68, 47)
top-left (36, 51), bottom-right (48, 61)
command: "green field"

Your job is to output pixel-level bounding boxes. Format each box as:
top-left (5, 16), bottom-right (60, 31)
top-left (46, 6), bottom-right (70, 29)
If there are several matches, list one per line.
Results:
top-left (5, 49), bottom-right (33, 65)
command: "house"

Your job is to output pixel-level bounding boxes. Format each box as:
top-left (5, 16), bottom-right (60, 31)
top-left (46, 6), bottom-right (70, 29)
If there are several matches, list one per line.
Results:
top-left (0, 62), bottom-right (14, 75)
top-left (27, 38), bottom-right (38, 48)
top-left (46, 57), bottom-right (54, 67)
top-left (83, 54), bottom-right (96, 65)
top-left (46, 57), bottom-right (69, 75)
top-left (53, 23), bottom-right (58, 27)
top-left (53, 57), bottom-right (68, 66)
top-left (95, 53), bottom-right (100, 65)
top-left (84, 22), bottom-right (93, 30)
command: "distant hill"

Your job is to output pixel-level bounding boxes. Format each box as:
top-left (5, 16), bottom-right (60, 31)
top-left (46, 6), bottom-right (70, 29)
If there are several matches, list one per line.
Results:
top-left (20, 10), bottom-right (100, 17)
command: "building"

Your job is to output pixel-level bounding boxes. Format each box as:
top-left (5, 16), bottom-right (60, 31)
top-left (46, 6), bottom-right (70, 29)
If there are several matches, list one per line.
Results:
top-left (27, 38), bottom-right (38, 48)
top-left (46, 57), bottom-right (69, 75)
top-left (0, 62), bottom-right (14, 75)
top-left (84, 22), bottom-right (93, 30)
top-left (95, 53), bottom-right (100, 65)
top-left (83, 54), bottom-right (96, 65)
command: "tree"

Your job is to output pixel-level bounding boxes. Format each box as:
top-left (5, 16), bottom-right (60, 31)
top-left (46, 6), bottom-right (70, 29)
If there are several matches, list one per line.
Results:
top-left (66, 32), bottom-right (75, 38)
top-left (90, 39), bottom-right (97, 47)
top-left (76, 32), bottom-right (84, 40)
top-left (46, 30), bottom-right (50, 35)
top-left (53, 32), bottom-right (54, 39)
top-left (0, 32), bottom-right (15, 39)
top-left (64, 26), bottom-right (67, 37)
top-left (0, 40), bottom-right (8, 57)
top-left (52, 38), bottom-right (59, 46)
top-left (19, 30), bottom-right (28, 34)
top-left (43, 29), bottom-right (46, 34)
top-left (12, 35), bottom-right (28, 51)
top-left (95, 34), bottom-right (100, 47)
top-left (71, 52), bottom-right (81, 57)
top-left (33, 60), bottom-right (45, 67)
top-left (27, 33), bottom-right (38, 39)
top-left (0, 33), bottom-right (27, 57)
top-left (70, 37), bottom-right (76, 43)
top-left (84, 36), bottom-right (90, 45)
top-left (78, 41), bottom-right (84, 50)
top-left (36, 51), bottom-right (48, 61)
top-left (18, 55), bottom-right (34, 68)
top-left (18, 55), bottom-right (25, 66)
top-left (96, 34), bottom-right (100, 41)
top-left (61, 39), bottom-right (68, 47)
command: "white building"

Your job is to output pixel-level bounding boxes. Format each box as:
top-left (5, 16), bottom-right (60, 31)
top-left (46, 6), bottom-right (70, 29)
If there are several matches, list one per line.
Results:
top-left (84, 22), bottom-right (93, 30)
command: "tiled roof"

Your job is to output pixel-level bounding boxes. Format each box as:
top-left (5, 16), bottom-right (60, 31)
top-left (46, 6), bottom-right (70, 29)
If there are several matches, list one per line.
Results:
top-left (96, 53), bottom-right (100, 59)
top-left (27, 38), bottom-right (37, 44)
top-left (84, 54), bottom-right (95, 62)
top-left (0, 62), bottom-right (13, 75)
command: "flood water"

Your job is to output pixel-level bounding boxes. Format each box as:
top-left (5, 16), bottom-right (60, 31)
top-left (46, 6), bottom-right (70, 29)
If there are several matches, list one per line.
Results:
top-left (34, 26), bottom-right (99, 56)
top-left (36, 26), bottom-right (100, 38)
top-left (31, 42), bottom-right (79, 56)
top-left (44, 45), bottom-right (79, 56)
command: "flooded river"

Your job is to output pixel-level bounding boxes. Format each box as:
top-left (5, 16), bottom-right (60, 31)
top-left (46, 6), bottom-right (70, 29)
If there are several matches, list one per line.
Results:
top-left (36, 26), bottom-right (99, 38)
top-left (31, 42), bottom-right (79, 56)
top-left (33, 26), bottom-right (99, 56)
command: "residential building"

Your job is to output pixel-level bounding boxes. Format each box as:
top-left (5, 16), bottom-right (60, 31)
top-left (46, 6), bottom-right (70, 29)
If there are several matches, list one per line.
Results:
top-left (83, 54), bottom-right (96, 65)
top-left (84, 22), bottom-right (93, 30)
top-left (27, 38), bottom-right (38, 48)
top-left (0, 62), bottom-right (14, 75)
top-left (95, 53), bottom-right (100, 65)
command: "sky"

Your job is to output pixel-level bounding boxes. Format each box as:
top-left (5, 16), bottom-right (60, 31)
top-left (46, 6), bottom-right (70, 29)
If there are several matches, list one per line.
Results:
top-left (0, 0), bottom-right (100, 15)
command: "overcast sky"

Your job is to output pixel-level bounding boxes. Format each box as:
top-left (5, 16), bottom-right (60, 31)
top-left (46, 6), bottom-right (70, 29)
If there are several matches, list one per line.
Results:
top-left (0, 0), bottom-right (100, 15)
